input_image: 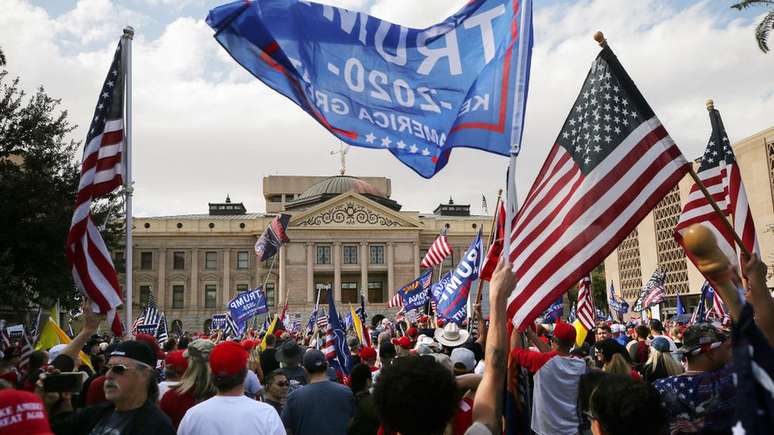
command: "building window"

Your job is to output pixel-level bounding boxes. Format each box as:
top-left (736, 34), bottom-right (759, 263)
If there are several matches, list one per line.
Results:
top-left (368, 281), bottom-right (385, 303)
top-left (285, 194), bottom-right (295, 201)
top-left (370, 245), bottom-right (385, 264)
top-left (316, 245), bottom-right (331, 264)
top-left (315, 283), bottom-right (331, 304)
top-left (114, 251), bottom-right (125, 273)
top-left (173, 251), bottom-right (185, 270)
top-left (442, 250), bottom-right (454, 268)
top-left (269, 195), bottom-right (282, 202)
top-left (205, 284), bottom-right (217, 308)
top-left (617, 229), bottom-right (643, 300)
top-left (205, 251), bottom-right (217, 270)
top-left (140, 251), bottom-right (153, 270)
top-left (237, 251), bottom-right (249, 269)
top-left (172, 285), bottom-right (185, 309)
top-left (236, 283), bottom-right (249, 293)
top-left (265, 283), bottom-right (276, 308)
top-left (343, 246), bottom-right (358, 264)
top-left (342, 282), bottom-right (358, 303)
top-left (139, 285), bottom-right (151, 307)
top-left (652, 186), bottom-right (689, 295)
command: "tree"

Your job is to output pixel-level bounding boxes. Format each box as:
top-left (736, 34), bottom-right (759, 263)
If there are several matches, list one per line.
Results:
top-left (0, 46), bottom-right (6, 67)
top-left (732, 0), bottom-right (774, 53)
top-left (0, 71), bottom-right (122, 312)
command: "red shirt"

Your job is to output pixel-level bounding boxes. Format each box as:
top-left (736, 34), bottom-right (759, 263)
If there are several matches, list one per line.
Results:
top-left (86, 375), bottom-right (107, 406)
top-left (509, 349), bottom-right (559, 373)
top-left (160, 388), bottom-right (197, 429)
top-left (453, 396), bottom-right (474, 435)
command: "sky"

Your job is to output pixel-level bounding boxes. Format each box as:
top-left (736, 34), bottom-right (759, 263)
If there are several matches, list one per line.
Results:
top-left (2, 0), bottom-right (772, 217)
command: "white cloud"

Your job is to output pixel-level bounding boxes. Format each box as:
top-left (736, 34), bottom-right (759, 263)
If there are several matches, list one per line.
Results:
top-left (1, 0), bottom-right (772, 218)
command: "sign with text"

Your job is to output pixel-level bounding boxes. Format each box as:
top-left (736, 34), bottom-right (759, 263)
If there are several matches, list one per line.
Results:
top-left (211, 314), bottom-right (227, 331)
top-left (228, 287), bottom-right (269, 326)
top-left (207, 0), bottom-right (534, 178)
top-left (398, 270), bottom-right (433, 311)
top-left (136, 324), bottom-right (158, 336)
top-left (431, 232), bottom-right (483, 324)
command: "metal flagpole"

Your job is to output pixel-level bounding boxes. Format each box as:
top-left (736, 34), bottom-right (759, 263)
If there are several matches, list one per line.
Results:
top-left (122, 26), bottom-right (134, 329)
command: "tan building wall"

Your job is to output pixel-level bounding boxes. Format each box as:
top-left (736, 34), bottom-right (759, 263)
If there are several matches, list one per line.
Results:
top-left (604, 126), bottom-right (774, 318)
top-left (118, 176), bottom-right (490, 332)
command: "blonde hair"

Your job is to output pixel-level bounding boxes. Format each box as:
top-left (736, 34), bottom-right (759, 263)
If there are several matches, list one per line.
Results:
top-left (174, 351), bottom-right (215, 401)
top-left (248, 347), bottom-right (261, 372)
top-left (645, 347), bottom-right (684, 377)
top-left (603, 353), bottom-right (632, 376)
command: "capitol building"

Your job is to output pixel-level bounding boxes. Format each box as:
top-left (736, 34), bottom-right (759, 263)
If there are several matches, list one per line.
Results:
top-left (116, 175), bottom-right (491, 333)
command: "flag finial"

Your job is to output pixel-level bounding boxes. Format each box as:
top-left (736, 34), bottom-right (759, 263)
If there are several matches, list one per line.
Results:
top-left (123, 26), bottom-right (135, 39)
top-left (593, 31), bottom-right (607, 47)
top-left (705, 99), bottom-right (715, 111)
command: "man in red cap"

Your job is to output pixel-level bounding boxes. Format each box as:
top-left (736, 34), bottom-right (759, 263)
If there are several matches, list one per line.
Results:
top-left (510, 321), bottom-right (587, 435)
top-left (177, 341), bottom-right (284, 435)
top-left (359, 347), bottom-right (378, 372)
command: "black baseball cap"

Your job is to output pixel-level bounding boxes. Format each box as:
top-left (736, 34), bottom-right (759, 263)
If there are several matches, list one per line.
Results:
top-left (108, 340), bottom-right (157, 367)
top-left (302, 349), bottom-right (327, 372)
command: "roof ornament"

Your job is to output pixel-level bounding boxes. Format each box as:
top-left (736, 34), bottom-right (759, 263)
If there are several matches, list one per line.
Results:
top-left (330, 142), bottom-right (349, 176)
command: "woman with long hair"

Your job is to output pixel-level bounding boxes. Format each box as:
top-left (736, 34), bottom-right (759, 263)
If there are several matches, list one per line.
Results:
top-left (596, 339), bottom-right (641, 380)
top-left (160, 339), bottom-right (216, 429)
top-left (641, 337), bottom-right (684, 383)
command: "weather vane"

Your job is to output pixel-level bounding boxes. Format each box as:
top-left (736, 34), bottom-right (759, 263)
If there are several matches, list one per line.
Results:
top-left (330, 142), bottom-right (349, 175)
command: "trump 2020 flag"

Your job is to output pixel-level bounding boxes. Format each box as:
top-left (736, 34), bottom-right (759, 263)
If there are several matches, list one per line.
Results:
top-left (397, 270), bottom-right (433, 311)
top-left (431, 232), bottom-right (483, 324)
top-left (206, 0), bottom-right (534, 178)
top-left (255, 214), bottom-right (290, 261)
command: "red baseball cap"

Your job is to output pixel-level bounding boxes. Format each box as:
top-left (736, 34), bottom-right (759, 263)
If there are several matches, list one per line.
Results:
top-left (209, 341), bottom-right (248, 377)
top-left (436, 318), bottom-right (446, 327)
top-left (553, 322), bottom-right (577, 343)
top-left (240, 339), bottom-right (257, 352)
top-left (164, 350), bottom-right (189, 374)
top-left (419, 315), bottom-right (429, 322)
top-left (0, 389), bottom-right (53, 435)
top-left (406, 327), bottom-right (418, 338)
top-left (359, 346), bottom-right (377, 360)
top-left (392, 336), bottom-right (412, 349)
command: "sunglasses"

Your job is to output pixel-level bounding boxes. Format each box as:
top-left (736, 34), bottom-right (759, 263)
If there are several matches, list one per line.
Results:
top-left (107, 363), bottom-right (149, 376)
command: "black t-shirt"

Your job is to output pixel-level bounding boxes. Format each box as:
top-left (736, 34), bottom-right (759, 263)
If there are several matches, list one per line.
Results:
top-left (260, 348), bottom-right (280, 377)
top-left (89, 409), bottom-right (139, 435)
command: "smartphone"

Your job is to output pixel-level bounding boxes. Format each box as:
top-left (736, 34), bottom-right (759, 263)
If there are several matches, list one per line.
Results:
top-left (43, 372), bottom-right (86, 393)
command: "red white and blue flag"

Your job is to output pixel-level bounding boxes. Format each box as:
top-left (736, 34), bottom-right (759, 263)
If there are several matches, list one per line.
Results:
top-left (421, 228), bottom-right (453, 269)
top-left (65, 40), bottom-right (126, 336)
top-left (324, 289), bottom-right (352, 375)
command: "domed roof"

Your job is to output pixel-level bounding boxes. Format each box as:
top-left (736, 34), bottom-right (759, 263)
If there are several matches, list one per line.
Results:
top-left (297, 175), bottom-right (386, 199)
top-left (286, 175), bottom-right (401, 211)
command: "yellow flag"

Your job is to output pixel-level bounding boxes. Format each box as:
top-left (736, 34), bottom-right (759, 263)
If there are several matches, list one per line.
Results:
top-left (260, 315), bottom-right (278, 351)
top-left (573, 319), bottom-right (588, 347)
top-left (350, 305), bottom-right (365, 345)
top-left (35, 317), bottom-right (93, 371)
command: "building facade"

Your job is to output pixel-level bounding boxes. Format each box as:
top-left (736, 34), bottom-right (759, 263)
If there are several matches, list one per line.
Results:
top-left (604, 126), bottom-right (774, 318)
top-left (117, 175), bottom-right (491, 333)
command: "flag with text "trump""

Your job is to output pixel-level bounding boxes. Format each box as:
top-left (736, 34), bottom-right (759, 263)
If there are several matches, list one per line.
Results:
top-left (206, 0), bottom-right (534, 178)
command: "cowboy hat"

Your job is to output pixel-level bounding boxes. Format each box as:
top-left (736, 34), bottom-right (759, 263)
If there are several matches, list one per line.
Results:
top-left (434, 323), bottom-right (469, 347)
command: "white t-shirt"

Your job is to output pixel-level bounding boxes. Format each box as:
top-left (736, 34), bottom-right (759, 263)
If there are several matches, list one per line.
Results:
top-left (177, 395), bottom-right (286, 435)
top-left (531, 356), bottom-right (587, 435)
top-left (158, 381), bottom-right (178, 400)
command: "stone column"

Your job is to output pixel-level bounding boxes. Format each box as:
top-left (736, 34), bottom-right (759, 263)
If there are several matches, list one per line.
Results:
top-left (222, 249), bottom-right (231, 305)
top-left (333, 242), bottom-right (341, 302)
top-left (307, 243), bottom-right (315, 303)
top-left (157, 249), bottom-right (166, 310)
top-left (360, 242), bottom-right (368, 299)
top-left (387, 242), bottom-right (395, 300)
top-left (278, 244), bottom-right (287, 305)
top-left (413, 241), bottom-right (420, 277)
top-left (190, 248), bottom-right (199, 308)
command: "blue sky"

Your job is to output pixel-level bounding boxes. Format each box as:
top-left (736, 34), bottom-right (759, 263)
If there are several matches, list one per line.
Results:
top-left (4, 0), bottom-right (773, 216)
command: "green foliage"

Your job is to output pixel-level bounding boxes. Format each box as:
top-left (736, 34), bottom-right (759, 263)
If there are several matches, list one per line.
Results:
top-left (732, 1), bottom-right (774, 53)
top-left (0, 71), bottom-right (122, 312)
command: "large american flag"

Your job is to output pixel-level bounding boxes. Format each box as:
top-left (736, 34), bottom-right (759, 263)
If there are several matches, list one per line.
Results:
top-left (506, 46), bottom-right (689, 330)
top-left (633, 268), bottom-right (667, 312)
top-left (576, 276), bottom-right (595, 330)
top-left (387, 292), bottom-right (403, 308)
top-left (674, 105), bottom-right (759, 272)
top-left (65, 41), bottom-right (125, 336)
top-left (420, 228), bottom-right (452, 269)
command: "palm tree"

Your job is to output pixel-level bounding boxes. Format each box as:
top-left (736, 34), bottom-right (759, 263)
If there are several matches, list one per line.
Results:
top-left (0, 46), bottom-right (5, 66)
top-left (732, 0), bottom-right (774, 52)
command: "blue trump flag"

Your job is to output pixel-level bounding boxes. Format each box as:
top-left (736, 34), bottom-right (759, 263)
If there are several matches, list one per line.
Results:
top-left (431, 232), bottom-right (483, 323)
top-left (326, 287), bottom-right (352, 375)
top-left (228, 287), bottom-right (269, 328)
top-left (398, 270), bottom-right (433, 311)
top-left (675, 294), bottom-right (686, 316)
top-left (206, 0), bottom-right (534, 178)
top-left (540, 297), bottom-right (563, 323)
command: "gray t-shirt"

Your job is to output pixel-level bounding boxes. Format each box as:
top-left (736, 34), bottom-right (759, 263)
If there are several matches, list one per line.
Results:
top-left (281, 380), bottom-right (354, 435)
top-left (89, 409), bottom-right (139, 435)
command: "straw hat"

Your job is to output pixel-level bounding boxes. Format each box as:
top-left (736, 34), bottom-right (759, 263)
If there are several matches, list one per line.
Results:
top-left (434, 323), bottom-right (469, 347)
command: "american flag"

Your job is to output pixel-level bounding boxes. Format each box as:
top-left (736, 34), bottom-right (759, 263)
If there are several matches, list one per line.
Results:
top-left (576, 276), bottom-right (595, 330)
top-left (420, 228), bottom-right (452, 269)
top-left (674, 105), bottom-right (759, 273)
top-left (387, 292), bottom-right (403, 308)
top-left (506, 45), bottom-right (689, 330)
top-left (633, 268), bottom-right (666, 312)
top-left (324, 290), bottom-right (351, 375)
top-left (316, 313), bottom-right (329, 329)
top-left (708, 285), bottom-right (729, 321)
top-left (65, 40), bottom-right (125, 336)
top-left (690, 282), bottom-right (709, 324)
top-left (18, 332), bottom-right (34, 371)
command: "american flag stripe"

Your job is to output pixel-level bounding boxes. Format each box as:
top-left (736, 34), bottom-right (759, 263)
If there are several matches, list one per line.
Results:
top-left (506, 46), bottom-right (689, 330)
top-left (66, 41), bottom-right (125, 336)
top-left (387, 292), bottom-right (403, 308)
top-left (420, 231), bottom-right (452, 269)
top-left (576, 277), bottom-right (595, 330)
top-left (674, 107), bottom-right (759, 275)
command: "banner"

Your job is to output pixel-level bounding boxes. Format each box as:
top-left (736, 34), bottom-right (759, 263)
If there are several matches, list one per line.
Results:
top-left (397, 270), bottom-right (433, 311)
top-left (6, 324), bottom-right (24, 339)
top-left (228, 287), bottom-right (269, 326)
top-left (211, 314), bottom-right (227, 331)
top-left (136, 324), bottom-right (158, 335)
top-left (206, 0), bottom-right (534, 178)
top-left (431, 232), bottom-right (483, 324)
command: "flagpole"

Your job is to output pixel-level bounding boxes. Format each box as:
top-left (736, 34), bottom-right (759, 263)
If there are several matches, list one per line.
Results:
top-left (122, 26), bottom-right (134, 329)
top-left (475, 189), bottom-right (503, 306)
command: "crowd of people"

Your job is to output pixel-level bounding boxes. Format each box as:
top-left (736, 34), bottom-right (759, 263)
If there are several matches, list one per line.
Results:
top-left (0, 254), bottom-right (771, 435)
